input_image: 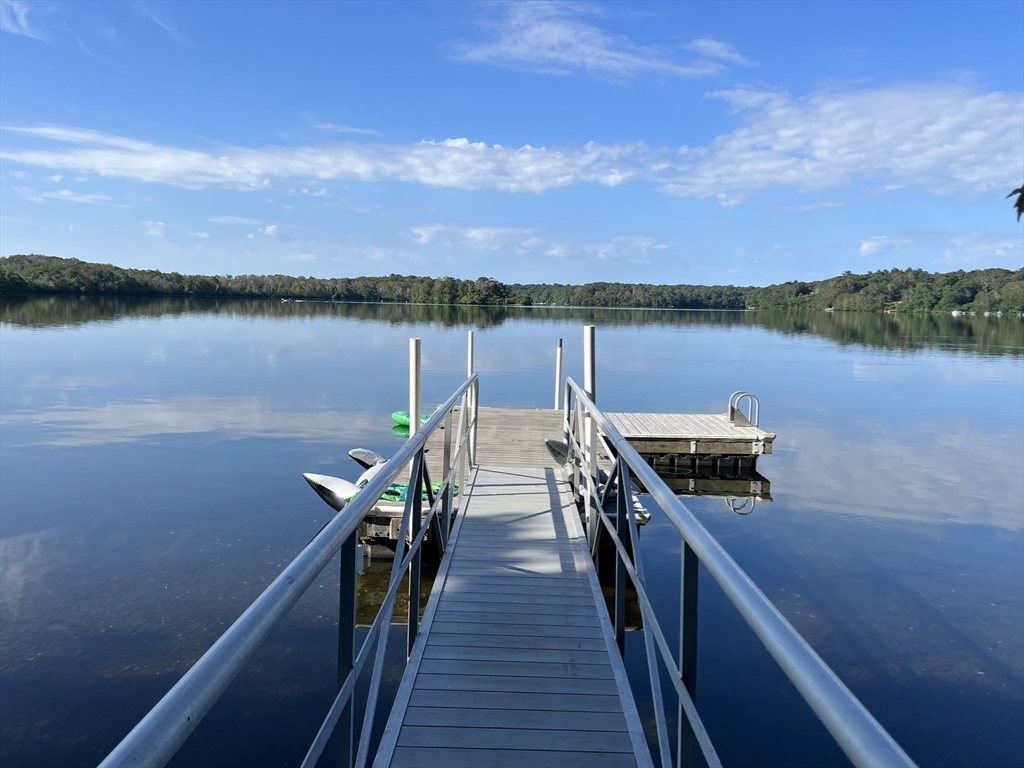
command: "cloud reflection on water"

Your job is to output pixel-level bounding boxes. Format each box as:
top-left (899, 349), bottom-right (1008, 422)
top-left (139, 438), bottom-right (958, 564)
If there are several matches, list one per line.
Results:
top-left (776, 421), bottom-right (1024, 530)
top-left (1, 397), bottom-right (380, 446)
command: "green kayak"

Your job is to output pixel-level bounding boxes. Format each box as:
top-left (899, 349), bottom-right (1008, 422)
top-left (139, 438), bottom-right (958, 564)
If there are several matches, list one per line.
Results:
top-left (380, 481), bottom-right (457, 503)
top-left (391, 410), bottom-right (430, 427)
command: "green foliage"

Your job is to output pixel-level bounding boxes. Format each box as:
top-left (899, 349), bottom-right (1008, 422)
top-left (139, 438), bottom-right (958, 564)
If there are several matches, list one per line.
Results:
top-left (1009, 185), bottom-right (1024, 222)
top-left (2, 254), bottom-right (1023, 313)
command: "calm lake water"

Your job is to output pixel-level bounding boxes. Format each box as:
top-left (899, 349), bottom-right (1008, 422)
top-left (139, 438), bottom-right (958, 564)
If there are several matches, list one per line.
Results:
top-left (1, 296), bottom-right (1022, 768)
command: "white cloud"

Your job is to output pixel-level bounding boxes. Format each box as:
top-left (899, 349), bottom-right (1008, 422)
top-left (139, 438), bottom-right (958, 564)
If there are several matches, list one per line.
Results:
top-left (685, 38), bottom-right (754, 66)
top-left (0, 0), bottom-right (45, 40)
top-left (454, 1), bottom-right (723, 79)
top-left (664, 84), bottom-right (1024, 202)
top-left (858, 231), bottom-right (1021, 266)
top-left (859, 235), bottom-right (911, 257)
top-left (1, 82), bottom-right (1019, 202)
top-left (411, 223), bottom-right (666, 261)
top-left (314, 123), bottom-right (381, 136)
top-left (778, 201), bottom-right (846, 213)
top-left (49, 174), bottom-right (62, 181)
top-left (938, 233), bottom-right (1021, 266)
top-left (260, 224), bottom-right (279, 236)
top-left (143, 220), bottom-right (166, 237)
top-left (13, 185), bottom-right (117, 205)
top-left (0, 126), bottom-right (654, 193)
top-left (194, 232), bottom-right (209, 238)
top-left (209, 215), bottom-right (262, 225)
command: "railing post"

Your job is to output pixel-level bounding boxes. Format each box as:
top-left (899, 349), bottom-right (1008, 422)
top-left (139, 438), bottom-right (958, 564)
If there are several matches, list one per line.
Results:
top-left (614, 458), bottom-right (629, 656)
top-left (335, 530), bottom-right (357, 768)
top-left (407, 456), bottom-right (423, 656)
top-left (471, 378), bottom-right (479, 467)
top-left (441, 408), bottom-right (453, 545)
top-left (583, 326), bottom-right (597, 548)
top-left (554, 337), bottom-right (563, 410)
top-left (678, 541), bottom-right (699, 768)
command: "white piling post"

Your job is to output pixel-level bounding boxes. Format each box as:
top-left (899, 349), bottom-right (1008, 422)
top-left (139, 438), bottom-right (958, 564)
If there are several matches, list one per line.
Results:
top-left (409, 338), bottom-right (421, 436)
top-left (554, 338), bottom-right (563, 410)
top-left (467, 330), bottom-right (477, 466)
top-left (583, 325), bottom-right (595, 402)
top-left (583, 325), bottom-right (596, 544)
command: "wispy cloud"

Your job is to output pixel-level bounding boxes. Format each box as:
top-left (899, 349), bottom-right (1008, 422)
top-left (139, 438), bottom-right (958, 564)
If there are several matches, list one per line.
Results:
top-left (938, 233), bottom-right (1021, 266)
top-left (454, 2), bottom-right (723, 79)
top-left (143, 220), bottom-right (166, 237)
top-left (314, 123), bottom-right (382, 137)
top-left (859, 235), bottom-right (911, 256)
top-left (0, 0), bottom-right (46, 40)
top-left (209, 215), bottom-right (263, 225)
top-left (685, 38), bottom-right (755, 66)
top-left (858, 231), bottom-right (1021, 266)
top-left (664, 83), bottom-right (1024, 202)
top-left (411, 223), bottom-right (666, 261)
top-left (14, 185), bottom-right (118, 205)
top-left (130, 1), bottom-right (186, 43)
top-left (2, 82), bottom-right (1019, 202)
top-left (779, 201), bottom-right (846, 213)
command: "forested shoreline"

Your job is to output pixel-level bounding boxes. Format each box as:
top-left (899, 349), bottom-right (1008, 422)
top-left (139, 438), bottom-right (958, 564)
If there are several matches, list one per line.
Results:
top-left (2, 254), bottom-right (1022, 313)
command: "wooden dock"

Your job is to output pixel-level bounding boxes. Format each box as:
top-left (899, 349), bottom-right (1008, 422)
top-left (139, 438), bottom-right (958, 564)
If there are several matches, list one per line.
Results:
top-left (607, 411), bottom-right (774, 456)
top-left (372, 465), bottom-right (652, 768)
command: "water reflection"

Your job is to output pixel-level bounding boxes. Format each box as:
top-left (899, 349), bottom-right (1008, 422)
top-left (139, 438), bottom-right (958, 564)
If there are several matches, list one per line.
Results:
top-left (1, 297), bottom-right (1021, 768)
top-left (1, 397), bottom-right (381, 447)
top-left (3, 295), bottom-right (1022, 357)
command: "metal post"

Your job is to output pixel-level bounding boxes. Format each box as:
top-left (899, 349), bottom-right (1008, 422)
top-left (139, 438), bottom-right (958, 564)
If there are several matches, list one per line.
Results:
top-left (335, 531), bottom-right (357, 768)
top-left (583, 325), bottom-right (596, 547)
top-left (583, 325), bottom-right (595, 402)
top-left (409, 338), bottom-right (421, 437)
top-left (471, 378), bottom-right (479, 466)
top-left (441, 408), bottom-right (453, 545)
top-left (407, 457), bottom-right (423, 656)
top-left (554, 338), bottom-right (563, 410)
top-left (614, 458), bottom-right (629, 656)
top-left (678, 541), bottom-right (699, 768)
top-left (467, 331), bottom-right (477, 466)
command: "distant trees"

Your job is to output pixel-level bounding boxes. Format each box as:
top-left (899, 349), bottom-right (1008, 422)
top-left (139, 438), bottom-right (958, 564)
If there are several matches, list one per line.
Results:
top-left (1, 254), bottom-right (1022, 313)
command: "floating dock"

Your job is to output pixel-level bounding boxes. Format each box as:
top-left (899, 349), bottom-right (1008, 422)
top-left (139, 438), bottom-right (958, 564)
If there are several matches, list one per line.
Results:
top-left (607, 411), bottom-right (774, 456)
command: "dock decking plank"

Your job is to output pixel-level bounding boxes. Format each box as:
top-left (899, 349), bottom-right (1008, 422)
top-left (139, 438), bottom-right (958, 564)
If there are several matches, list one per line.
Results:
top-left (371, 465), bottom-right (652, 768)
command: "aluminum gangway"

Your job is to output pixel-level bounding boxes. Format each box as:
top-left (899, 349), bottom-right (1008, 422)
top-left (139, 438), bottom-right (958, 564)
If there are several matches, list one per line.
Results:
top-left (99, 335), bottom-right (916, 768)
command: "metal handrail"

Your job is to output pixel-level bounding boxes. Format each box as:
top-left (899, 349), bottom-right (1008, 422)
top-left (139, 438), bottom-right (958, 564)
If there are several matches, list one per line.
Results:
top-left (562, 377), bottom-right (915, 768)
top-left (100, 374), bottom-right (480, 768)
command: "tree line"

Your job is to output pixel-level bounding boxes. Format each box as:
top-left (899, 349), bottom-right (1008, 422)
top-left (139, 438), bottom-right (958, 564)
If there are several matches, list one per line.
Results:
top-left (2, 254), bottom-right (1022, 313)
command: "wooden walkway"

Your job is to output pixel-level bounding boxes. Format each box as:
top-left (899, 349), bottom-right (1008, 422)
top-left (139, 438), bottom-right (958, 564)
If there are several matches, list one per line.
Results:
top-left (372, 465), bottom-right (652, 768)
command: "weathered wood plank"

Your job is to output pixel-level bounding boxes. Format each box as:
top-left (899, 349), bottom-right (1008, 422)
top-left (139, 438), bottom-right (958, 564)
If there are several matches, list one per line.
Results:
top-left (407, 689), bottom-right (624, 713)
top-left (417, 657), bottom-right (614, 680)
top-left (438, 600), bottom-right (598, 616)
top-left (396, 726), bottom-right (635, 753)
top-left (413, 672), bottom-right (618, 696)
top-left (439, 592), bottom-right (595, 607)
top-left (422, 644), bottom-right (611, 665)
top-left (402, 706), bottom-right (628, 732)
top-left (424, 621), bottom-right (603, 639)
top-left (433, 610), bottom-right (601, 627)
top-left (389, 747), bottom-right (637, 768)
top-left (424, 632), bottom-right (608, 652)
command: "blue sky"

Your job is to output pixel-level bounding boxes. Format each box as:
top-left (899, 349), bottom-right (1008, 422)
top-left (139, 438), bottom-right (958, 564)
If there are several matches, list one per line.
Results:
top-left (1, 0), bottom-right (1022, 286)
